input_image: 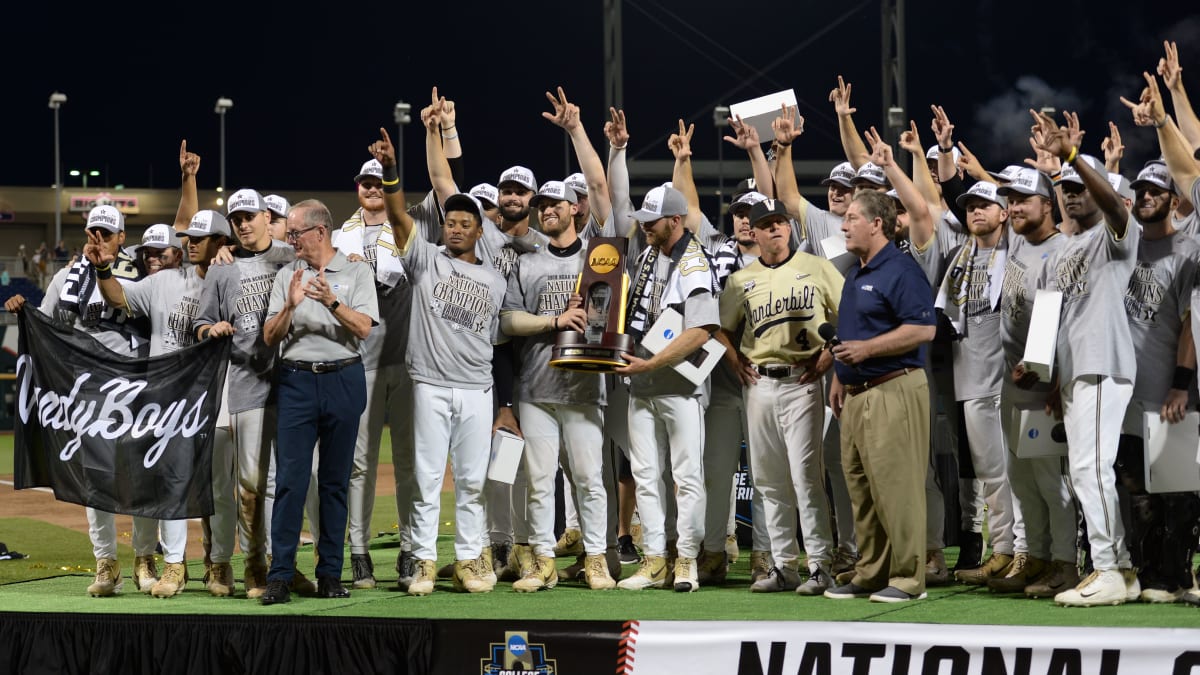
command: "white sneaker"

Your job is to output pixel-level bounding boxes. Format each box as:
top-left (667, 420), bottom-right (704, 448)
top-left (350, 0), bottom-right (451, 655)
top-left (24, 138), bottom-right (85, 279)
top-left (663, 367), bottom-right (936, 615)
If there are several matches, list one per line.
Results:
top-left (1054, 570), bottom-right (1126, 607)
top-left (672, 557), bottom-right (699, 593)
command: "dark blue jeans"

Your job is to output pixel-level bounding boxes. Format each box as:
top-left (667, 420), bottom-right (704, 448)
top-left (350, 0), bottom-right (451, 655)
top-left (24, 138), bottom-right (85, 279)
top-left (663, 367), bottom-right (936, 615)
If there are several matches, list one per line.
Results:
top-left (269, 362), bottom-right (366, 582)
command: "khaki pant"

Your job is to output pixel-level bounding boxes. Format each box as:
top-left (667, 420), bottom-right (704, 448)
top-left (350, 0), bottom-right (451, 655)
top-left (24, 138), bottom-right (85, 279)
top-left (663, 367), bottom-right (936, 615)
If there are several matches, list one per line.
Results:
top-left (840, 369), bottom-right (930, 595)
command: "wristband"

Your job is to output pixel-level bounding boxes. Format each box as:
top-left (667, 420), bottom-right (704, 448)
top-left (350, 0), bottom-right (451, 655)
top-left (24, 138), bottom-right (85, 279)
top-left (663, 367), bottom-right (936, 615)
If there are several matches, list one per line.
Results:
top-left (382, 162), bottom-right (399, 181)
top-left (381, 176), bottom-right (400, 186)
top-left (552, 317), bottom-right (558, 331)
top-left (95, 264), bottom-right (112, 280)
top-left (938, 145), bottom-right (953, 153)
top-left (1065, 146), bottom-right (1078, 164)
top-left (327, 299), bottom-right (340, 313)
top-left (1153, 116), bottom-right (1169, 129)
top-left (1173, 366), bottom-right (1195, 390)
top-left (441, 125), bottom-right (455, 131)
top-left (610, 143), bottom-right (627, 151)
top-left (441, 132), bottom-right (458, 140)
top-left (777, 141), bottom-right (791, 148)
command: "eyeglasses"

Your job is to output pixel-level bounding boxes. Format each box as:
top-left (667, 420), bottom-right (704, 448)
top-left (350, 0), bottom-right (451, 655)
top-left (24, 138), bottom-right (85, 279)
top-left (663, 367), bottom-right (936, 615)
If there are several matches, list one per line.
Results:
top-left (285, 226), bottom-right (320, 242)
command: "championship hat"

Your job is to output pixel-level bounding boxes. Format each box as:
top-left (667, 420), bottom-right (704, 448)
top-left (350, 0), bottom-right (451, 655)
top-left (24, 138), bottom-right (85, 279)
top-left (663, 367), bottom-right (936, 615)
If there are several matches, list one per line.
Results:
top-left (497, 166), bottom-right (537, 192)
top-left (86, 205), bottom-right (124, 233)
top-left (354, 160), bottom-right (384, 183)
top-left (632, 186), bottom-right (688, 222)
top-left (956, 181), bottom-right (1008, 210)
top-left (178, 210), bottom-right (232, 238)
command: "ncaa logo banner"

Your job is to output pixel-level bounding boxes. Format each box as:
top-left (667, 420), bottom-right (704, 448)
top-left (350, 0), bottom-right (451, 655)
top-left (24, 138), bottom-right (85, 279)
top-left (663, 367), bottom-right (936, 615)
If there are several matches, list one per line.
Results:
top-left (13, 308), bottom-right (230, 519)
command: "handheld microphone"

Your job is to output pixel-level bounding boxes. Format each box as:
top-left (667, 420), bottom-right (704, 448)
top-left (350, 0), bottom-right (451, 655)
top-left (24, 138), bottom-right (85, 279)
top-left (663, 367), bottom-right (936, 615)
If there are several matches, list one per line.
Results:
top-left (817, 322), bottom-right (840, 349)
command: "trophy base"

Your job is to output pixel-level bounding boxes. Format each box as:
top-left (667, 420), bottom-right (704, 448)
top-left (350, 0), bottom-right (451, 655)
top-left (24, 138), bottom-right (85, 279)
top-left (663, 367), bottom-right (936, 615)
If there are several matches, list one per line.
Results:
top-left (549, 331), bottom-right (635, 373)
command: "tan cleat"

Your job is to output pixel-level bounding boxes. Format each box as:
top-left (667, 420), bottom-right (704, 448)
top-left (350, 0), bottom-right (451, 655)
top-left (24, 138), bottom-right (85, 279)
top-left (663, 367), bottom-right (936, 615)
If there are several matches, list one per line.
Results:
top-left (557, 554), bottom-right (586, 583)
top-left (697, 550), bottom-right (727, 586)
top-left (553, 528), bottom-right (585, 557)
top-left (925, 549), bottom-right (950, 587)
top-left (1054, 569), bottom-right (1126, 607)
top-left (207, 562), bottom-right (235, 597)
top-left (673, 556), bottom-right (699, 593)
top-left (290, 569), bottom-right (317, 595)
top-left (453, 558), bottom-right (494, 593)
top-left (1025, 560), bottom-right (1080, 598)
top-left (988, 553), bottom-right (1047, 594)
top-left (955, 552), bottom-right (1013, 585)
top-left (479, 546), bottom-right (497, 586)
top-left (584, 554), bottom-right (616, 590)
top-left (133, 555), bottom-right (159, 593)
top-left (150, 562), bottom-right (188, 598)
top-left (513, 555), bottom-right (559, 592)
top-left (437, 562), bottom-right (455, 579)
top-left (407, 559), bottom-right (438, 596)
top-left (87, 558), bottom-right (123, 597)
top-left (617, 554), bottom-right (668, 590)
top-left (243, 563), bottom-right (268, 599)
top-left (749, 550), bottom-right (773, 584)
top-left (510, 544), bottom-right (535, 580)
top-left (725, 534), bottom-right (740, 565)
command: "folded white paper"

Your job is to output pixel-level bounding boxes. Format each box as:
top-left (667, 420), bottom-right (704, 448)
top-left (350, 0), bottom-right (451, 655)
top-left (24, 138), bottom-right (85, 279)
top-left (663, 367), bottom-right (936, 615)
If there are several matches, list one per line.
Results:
top-left (1016, 408), bottom-right (1068, 458)
top-left (729, 90), bottom-right (799, 148)
top-left (640, 307), bottom-right (726, 385)
top-left (488, 430), bottom-right (525, 484)
top-left (1143, 410), bottom-right (1200, 493)
top-left (1021, 290), bottom-right (1062, 381)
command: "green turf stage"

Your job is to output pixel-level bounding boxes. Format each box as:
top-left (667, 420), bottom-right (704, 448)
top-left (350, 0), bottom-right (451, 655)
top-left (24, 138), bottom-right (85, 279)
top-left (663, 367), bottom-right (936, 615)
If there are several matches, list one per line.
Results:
top-left (3, 434), bottom-right (1200, 628)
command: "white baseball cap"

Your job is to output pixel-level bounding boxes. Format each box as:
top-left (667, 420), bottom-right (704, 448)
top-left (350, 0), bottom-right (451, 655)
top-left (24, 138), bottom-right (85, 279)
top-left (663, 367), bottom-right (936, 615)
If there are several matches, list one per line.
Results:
top-left (86, 205), bottom-right (124, 233)
top-left (468, 183), bottom-right (499, 207)
top-left (497, 166), bottom-right (537, 192)
top-left (851, 162), bottom-right (888, 187)
top-left (925, 144), bottom-right (962, 165)
top-left (1057, 154), bottom-right (1105, 185)
top-left (1108, 173), bottom-right (1135, 202)
top-left (956, 181), bottom-right (1008, 210)
top-left (137, 224), bottom-right (175, 251)
top-left (264, 194), bottom-right (290, 219)
top-left (531, 181), bottom-right (578, 209)
top-left (1130, 161), bottom-right (1175, 194)
top-left (632, 186), bottom-right (688, 222)
top-left (226, 188), bottom-right (268, 215)
top-left (820, 162), bottom-right (856, 188)
top-left (354, 160), bottom-right (384, 183)
top-left (564, 172), bottom-right (588, 197)
top-left (177, 210), bottom-right (232, 239)
top-left (997, 168), bottom-right (1053, 199)
top-left (988, 165), bottom-right (1025, 183)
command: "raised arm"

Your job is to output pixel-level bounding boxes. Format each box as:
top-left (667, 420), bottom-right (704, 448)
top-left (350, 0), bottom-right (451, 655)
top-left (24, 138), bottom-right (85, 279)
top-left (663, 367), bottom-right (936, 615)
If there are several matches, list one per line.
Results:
top-left (770, 104), bottom-right (809, 224)
top-left (830, 76), bottom-right (869, 168)
top-left (866, 126), bottom-right (933, 247)
top-left (1124, 72), bottom-right (1200, 194)
top-left (604, 107), bottom-right (636, 238)
top-left (1034, 109), bottom-right (1128, 236)
top-left (1159, 40), bottom-right (1200, 147)
top-left (724, 114), bottom-right (773, 197)
top-left (370, 127), bottom-right (415, 247)
top-left (1100, 121), bottom-right (1124, 174)
top-left (83, 230), bottom-right (125, 309)
top-left (543, 86), bottom-right (611, 225)
top-left (668, 119), bottom-right (704, 233)
top-left (897, 119), bottom-right (942, 207)
top-left (423, 88), bottom-right (457, 206)
top-left (174, 140), bottom-right (200, 231)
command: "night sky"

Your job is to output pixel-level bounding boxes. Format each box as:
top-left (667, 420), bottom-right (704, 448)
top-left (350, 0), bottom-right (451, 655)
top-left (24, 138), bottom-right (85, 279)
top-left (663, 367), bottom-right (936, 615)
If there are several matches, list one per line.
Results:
top-left (4, 2), bottom-right (1197, 197)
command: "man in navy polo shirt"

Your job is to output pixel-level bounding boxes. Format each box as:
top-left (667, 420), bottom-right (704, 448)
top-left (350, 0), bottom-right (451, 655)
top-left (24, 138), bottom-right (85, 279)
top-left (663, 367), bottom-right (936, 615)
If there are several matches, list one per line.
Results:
top-left (823, 190), bottom-right (936, 603)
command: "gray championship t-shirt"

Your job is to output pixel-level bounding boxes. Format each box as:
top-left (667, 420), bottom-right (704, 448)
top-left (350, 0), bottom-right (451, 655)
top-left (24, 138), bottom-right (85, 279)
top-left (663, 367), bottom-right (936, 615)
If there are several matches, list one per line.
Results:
top-left (122, 265), bottom-right (204, 357)
top-left (1124, 230), bottom-right (1200, 405)
top-left (1000, 231), bottom-right (1068, 407)
top-left (1046, 215), bottom-right (1139, 383)
top-left (503, 243), bottom-right (606, 406)
top-left (195, 241), bottom-right (295, 413)
top-left (402, 226), bottom-right (506, 390)
top-left (949, 245), bottom-right (1005, 401)
top-left (40, 257), bottom-right (148, 357)
top-left (266, 251), bottom-right (380, 363)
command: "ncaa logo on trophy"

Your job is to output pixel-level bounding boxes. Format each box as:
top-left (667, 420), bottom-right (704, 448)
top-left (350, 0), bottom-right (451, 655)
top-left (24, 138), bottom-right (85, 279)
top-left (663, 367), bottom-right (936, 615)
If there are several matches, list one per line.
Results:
top-left (549, 237), bottom-right (634, 372)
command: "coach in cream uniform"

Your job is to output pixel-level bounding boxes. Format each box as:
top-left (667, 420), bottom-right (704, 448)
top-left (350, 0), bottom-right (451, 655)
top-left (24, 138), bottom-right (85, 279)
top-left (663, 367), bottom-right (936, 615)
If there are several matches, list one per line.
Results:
top-left (719, 199), bottom-right (842, 595)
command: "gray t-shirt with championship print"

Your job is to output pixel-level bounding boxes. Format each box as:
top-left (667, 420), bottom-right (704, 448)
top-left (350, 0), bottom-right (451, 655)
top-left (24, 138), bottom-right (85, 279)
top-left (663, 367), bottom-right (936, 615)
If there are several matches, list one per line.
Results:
top-left (402, 226), bottom-right (506, 390)
top-left (122, 265), bottom-right (204, 357)
top-left (503, 243), bottom-right (606, 406)
top-left (1000, 231), bottom-right (1068, 407)
top-left (195, 241), bottom-right (295, 413)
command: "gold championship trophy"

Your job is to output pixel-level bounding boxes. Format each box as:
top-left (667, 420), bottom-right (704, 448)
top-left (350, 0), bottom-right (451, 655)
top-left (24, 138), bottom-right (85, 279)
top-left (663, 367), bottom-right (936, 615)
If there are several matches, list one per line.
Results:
top-left (550, 237), bottom-right (634, 372)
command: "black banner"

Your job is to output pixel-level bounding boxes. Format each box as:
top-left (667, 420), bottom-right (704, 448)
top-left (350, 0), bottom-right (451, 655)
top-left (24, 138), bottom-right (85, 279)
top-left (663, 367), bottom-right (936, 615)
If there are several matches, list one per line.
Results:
top-left (13, 308), bottom-right (229, 519)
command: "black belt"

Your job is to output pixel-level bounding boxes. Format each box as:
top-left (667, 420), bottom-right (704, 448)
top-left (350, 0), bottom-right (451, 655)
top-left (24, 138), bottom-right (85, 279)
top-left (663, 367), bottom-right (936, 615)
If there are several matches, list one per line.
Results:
top-left (754, 363), bottom-right (807, 379)
top-left (844, 368), bottom-right (912, 396)
top-left (280, 356), bottom-right (361, 374)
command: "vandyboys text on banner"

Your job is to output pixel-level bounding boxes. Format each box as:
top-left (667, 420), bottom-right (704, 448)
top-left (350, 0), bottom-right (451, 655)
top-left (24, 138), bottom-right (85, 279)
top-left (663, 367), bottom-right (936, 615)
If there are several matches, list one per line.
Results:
top-left (13, 308), bottom-right (229, 519)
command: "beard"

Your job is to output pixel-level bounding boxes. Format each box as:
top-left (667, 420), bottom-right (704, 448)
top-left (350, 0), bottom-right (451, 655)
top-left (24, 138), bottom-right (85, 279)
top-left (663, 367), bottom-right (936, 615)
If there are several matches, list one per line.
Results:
top-left (501, 202), bottom-right (529, 223)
